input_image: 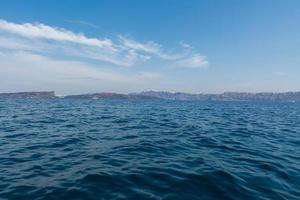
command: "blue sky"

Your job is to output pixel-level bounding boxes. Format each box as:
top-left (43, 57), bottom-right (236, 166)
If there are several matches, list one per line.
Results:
top-left (0, 0), bottom-right (299, 94)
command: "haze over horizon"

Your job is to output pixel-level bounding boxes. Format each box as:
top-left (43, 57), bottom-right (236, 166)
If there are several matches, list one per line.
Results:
top-left (0, 0), bottom-right (300, 95)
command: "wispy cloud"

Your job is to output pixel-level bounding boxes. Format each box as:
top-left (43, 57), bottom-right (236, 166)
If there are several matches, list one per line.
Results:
top-left (0, 19), bottom-right (113, 49)
top-left (65, 19), bottom-right (100, 29)
top-left (119, 35), bottom-right (161, 54)
top-left (119, 36), bottom-right (184, 60)
top-left (180, 42), bottom-right (192, 49)
top-left (176, 54), bottom-right (208, 68)
top-left (0, 19), bottom-right (208, 68)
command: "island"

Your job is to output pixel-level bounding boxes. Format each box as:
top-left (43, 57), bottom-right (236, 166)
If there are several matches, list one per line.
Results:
top-left (0, 91), bottom-right (300, 102)
top-left (64, 92), bottom-right (159, 100)
top-left (134, 91), bottom-right (300, 102)
top-left (0, 91), bottom-right (56, 98)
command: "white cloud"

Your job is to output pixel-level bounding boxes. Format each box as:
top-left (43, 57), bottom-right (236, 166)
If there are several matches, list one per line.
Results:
top-left (180, 42), bottom-right (192, 49)
top-left (0, 19), bottom-right (114, 49)
top-left (0, 19), bottom-right (210, 93)
top-left (0, 19), bottom-right (208, 68)
top-left (119, 35), bottom-right (161, 54)
top-left (176, 54), bottom-right (208, 68)
top-left (119, 35), bottom-right (184, 60)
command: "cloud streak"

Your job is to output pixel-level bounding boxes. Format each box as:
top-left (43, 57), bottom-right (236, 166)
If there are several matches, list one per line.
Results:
top-left (176, 54), bottom-right (208, 68)
top-left (0, 19), bottom-right (113, 49)
top-left (65, 19), bottom-right (100, 29)
top-left (0, 19), bottom-right (208, 68)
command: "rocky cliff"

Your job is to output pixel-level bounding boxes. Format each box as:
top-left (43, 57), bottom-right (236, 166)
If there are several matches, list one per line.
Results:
top-left (0, 91), bottom-right (56, 98)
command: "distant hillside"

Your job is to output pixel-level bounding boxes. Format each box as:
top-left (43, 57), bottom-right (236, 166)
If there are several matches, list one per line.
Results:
top-left (135, 91), bottom-right (300, 102)
top-left (0, 91), bottom-right (55, 98)
top-left (64, 92), bottom-right (159, 100)
top-left (1, 91), bottom-right (300, 102)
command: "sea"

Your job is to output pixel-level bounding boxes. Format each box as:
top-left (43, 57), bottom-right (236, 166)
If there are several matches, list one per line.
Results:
top-left (0, 99), bottom-right (299, 200)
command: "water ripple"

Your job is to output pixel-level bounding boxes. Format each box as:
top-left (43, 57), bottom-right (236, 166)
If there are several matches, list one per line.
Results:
top-left (0, 99), bottom-right (299, 199)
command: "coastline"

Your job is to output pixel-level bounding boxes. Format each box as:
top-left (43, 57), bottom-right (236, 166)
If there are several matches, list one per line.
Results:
top-left (0, 91), bottom-right (299, 102)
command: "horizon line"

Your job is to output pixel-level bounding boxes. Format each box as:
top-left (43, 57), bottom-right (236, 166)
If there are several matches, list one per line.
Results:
top-left (1, 90), bottom-right (300, 96)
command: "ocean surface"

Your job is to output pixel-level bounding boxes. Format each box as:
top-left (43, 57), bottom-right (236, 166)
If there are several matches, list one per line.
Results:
top-left (0, 99), bottom-right (299, 200)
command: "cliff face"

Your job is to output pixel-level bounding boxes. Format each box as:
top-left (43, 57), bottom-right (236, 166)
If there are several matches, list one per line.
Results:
top-left (0, 91), bottom-right (56, 98)
top-left (1, 91), bottom-right (300, 101)
top-left (137, 91), bottom-right (300, 102)
top-left (64, 93), bottom-right (159, 100)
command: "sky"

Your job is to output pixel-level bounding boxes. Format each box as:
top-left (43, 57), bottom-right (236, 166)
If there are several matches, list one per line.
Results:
top-left (0, 0), bottom-right (299, 95)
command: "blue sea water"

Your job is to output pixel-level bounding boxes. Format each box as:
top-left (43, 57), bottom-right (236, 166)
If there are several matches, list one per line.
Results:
top-left (0, 99), bottom-right (299, 200)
